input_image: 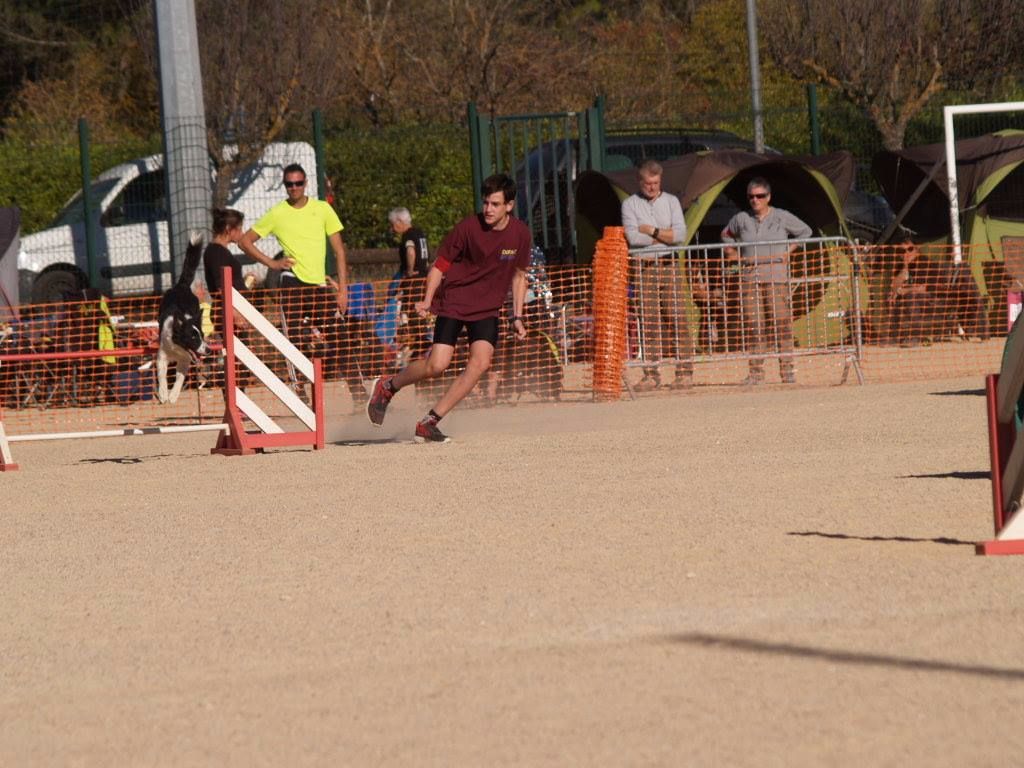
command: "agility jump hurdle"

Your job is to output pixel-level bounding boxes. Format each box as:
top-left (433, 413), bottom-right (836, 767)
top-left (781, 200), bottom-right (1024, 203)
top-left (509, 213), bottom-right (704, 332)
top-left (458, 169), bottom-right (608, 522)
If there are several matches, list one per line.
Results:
top-left (211, 268), bottom-right (324, 456)
top-left (980, 315), bottom-right (1024, 555)
top-left (0, 267), bottom-right (324, 469)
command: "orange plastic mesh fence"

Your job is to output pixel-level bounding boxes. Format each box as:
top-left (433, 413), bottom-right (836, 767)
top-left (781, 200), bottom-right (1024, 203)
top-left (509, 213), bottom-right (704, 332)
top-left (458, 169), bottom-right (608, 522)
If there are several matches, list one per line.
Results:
top-left (591, 226), bottom-right (630, 400)
top-left (0, 267), bottom-right (596, 438)
top-left (852, 240), bottom-right (1004, 384)
top-left (0, 240), bottom-right (1013, 440)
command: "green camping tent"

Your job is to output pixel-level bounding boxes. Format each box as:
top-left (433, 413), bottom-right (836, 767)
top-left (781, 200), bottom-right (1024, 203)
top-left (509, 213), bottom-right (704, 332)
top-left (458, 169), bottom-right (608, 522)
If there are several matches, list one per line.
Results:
top-left (872, 131), bottom-right (1024, 316)
top-left (575, 150), bottom-right (858, 348)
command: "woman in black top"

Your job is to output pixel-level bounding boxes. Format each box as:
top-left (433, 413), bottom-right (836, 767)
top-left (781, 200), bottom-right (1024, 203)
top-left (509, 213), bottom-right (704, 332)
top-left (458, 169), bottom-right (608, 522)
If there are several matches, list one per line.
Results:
top-left (203, 208), bottom-right (247, 337)
top-left (203, 208), bottom-right (247, 296)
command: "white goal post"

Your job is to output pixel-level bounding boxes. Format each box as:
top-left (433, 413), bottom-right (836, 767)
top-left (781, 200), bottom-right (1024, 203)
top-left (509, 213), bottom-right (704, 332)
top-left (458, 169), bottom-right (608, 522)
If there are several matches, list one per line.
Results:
top-left (944, 101), bottom-right (1024, 264)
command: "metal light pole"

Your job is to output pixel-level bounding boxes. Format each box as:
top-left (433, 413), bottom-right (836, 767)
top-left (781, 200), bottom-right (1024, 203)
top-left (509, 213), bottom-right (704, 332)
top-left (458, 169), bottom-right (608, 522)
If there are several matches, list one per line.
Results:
top-left (153, 0), bottom-right (211, 283)
top-left (745, 0), bottom-right (766, 153)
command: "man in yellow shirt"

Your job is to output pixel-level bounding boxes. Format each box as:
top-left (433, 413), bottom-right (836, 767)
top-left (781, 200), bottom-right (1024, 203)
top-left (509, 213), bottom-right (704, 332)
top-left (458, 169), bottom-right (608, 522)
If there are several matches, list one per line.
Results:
top-left (238, 164), bottom-right (354, 395)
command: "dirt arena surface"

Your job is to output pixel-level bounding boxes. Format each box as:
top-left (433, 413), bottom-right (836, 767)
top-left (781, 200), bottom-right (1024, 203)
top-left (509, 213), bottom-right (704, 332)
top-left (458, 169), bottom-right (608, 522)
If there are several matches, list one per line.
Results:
top-left (4, 376), bottom-right (1024, 766)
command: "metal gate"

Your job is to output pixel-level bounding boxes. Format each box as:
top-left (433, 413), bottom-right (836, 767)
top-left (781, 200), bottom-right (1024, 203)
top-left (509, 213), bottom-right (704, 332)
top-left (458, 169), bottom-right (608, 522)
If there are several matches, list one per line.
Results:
top-left (468, 99), bottom-right (606, 264)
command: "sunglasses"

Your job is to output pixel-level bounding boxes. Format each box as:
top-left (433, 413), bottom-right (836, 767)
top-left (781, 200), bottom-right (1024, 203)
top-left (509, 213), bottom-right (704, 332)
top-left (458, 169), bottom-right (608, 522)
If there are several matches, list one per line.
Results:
top-left (748, 193), bottom-right (768, 199)
top-left (284, 179), bottom-right (306, 188)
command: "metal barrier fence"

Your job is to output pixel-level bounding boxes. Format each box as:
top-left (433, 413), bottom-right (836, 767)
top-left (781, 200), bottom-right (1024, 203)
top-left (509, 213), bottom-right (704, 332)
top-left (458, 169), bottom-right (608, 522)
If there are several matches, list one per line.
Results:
top-left (626, 237), bottom-right (863, 387)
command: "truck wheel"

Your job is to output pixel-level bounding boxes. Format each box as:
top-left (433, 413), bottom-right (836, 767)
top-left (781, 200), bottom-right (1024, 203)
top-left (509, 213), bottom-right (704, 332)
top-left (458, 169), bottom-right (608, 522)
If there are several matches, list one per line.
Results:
top-left (31, 267), bottom-right (88, 304)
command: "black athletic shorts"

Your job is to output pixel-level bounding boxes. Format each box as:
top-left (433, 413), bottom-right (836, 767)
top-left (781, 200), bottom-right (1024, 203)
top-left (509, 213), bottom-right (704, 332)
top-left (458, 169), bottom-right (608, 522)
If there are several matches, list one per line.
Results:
top-left (433, 315), bottom-right (499, 347)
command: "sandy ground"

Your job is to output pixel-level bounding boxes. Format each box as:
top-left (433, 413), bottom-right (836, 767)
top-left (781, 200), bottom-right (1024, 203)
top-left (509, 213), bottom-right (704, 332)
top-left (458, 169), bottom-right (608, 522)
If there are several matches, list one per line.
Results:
top-left (3, 376), bottom-right (1024, 766)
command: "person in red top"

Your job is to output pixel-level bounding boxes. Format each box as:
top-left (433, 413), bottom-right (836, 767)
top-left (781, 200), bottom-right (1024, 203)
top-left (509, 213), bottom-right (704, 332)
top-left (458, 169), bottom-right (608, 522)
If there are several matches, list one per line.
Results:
top-left (367, 174), bottom-right (531, 442)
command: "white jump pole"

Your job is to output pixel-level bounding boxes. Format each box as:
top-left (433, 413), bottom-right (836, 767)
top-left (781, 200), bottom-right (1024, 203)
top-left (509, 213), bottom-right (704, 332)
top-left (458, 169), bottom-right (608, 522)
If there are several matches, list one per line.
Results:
top-left (943, 101), bottom-right (1024, 265)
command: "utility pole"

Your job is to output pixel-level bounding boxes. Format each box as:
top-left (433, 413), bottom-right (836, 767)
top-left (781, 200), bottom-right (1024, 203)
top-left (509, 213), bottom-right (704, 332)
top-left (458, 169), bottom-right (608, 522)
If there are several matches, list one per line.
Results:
top-left (153, 0), bottom-right (210, 283)
top-left (745, 0), bottom-right (766, 153)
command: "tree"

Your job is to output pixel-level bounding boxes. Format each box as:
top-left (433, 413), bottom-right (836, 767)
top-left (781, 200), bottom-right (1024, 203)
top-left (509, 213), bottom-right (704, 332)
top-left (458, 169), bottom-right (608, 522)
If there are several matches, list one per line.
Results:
top-left (330, 0), bottom-right (404, 128)
top-left (192, 0), bottom-right (345, 205)
top-left (0, 0), bottom-right (155, 139)
top-left (400, 0), bottom-right (591, 121)
top-left (760, 0), bottom-right (1024, 150)
top-left (132, 0), bottom-right (345, 205)
top-left (581, 1), bottom-right (690, 123)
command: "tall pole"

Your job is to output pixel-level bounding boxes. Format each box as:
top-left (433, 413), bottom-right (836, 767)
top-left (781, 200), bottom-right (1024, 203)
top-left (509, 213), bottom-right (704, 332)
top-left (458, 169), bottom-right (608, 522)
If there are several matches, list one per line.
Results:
top-left (746, 0), bottom-right (765, 153)
top-left (77, 118), bottom-right (99, 289)
top-left (153, 0), bottom-right (210, 284)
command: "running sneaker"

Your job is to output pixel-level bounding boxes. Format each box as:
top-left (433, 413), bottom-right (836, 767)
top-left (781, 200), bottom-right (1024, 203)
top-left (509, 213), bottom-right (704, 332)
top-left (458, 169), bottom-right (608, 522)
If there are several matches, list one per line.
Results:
top-left (366, 376), bottom-right (394, 426)
top-left (414, 419), bottom-right (450, 443)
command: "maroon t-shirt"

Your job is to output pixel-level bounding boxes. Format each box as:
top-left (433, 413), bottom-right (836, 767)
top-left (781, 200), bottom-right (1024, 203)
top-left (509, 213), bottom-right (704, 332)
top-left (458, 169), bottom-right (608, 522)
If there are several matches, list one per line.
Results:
top-left (432, 213), bottom-right (533, 321)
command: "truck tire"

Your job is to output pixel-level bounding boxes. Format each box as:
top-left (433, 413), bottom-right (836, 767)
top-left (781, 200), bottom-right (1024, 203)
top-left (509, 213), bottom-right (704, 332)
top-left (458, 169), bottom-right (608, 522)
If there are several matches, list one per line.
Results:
top-left (31, 267), bottom-right (89, 304)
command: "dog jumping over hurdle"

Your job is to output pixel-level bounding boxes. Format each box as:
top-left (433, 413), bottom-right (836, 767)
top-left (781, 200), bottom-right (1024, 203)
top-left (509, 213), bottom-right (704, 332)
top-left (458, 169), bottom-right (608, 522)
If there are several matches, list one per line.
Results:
top-left (156, 232), bottom-right (208, 404)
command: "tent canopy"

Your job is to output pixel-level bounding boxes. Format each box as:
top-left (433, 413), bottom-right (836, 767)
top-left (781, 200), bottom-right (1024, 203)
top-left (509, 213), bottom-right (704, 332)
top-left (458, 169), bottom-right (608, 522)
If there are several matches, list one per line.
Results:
top-left (575, 149), bottom-right (854, 255)
top-left (871, 130), bottom-right (1024, 239)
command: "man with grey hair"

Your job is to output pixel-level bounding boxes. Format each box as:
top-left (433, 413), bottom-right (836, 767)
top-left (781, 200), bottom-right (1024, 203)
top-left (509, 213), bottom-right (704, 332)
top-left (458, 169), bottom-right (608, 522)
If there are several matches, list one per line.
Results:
top-left (621, 159), bottom-right (694, 391)
top-left (722, 176), bottom-right (812, 385)
top-left (388, 207), bottom-right (429, 279)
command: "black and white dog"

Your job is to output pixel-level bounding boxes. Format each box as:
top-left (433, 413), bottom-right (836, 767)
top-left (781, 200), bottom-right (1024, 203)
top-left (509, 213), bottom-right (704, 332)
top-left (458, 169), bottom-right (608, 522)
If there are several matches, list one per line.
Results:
top-left (156, 232), bottom-right (208, 403)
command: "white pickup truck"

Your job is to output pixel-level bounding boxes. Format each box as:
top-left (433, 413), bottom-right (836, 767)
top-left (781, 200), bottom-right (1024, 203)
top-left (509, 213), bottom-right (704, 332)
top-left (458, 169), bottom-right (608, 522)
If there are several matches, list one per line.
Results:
top-left (17, 141), bottom-right (317, 302)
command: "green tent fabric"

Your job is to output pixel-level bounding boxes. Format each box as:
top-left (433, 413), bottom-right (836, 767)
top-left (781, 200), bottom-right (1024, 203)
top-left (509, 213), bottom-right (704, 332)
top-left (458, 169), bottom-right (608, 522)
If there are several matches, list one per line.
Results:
top-left (575, 149), bottom-right (854, 259)
top-left (574, 150), bottom-right (858, 348)
top-left (872, 130), bottom-right (1024, 303)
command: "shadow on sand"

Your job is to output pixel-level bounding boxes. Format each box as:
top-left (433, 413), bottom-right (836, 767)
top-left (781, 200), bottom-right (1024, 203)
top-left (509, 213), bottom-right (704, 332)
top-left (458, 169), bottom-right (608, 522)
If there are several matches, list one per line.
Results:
top-left (658, 632), bottom-right (1024, 681)
top-left (787, 530), bottom-right (975, 547)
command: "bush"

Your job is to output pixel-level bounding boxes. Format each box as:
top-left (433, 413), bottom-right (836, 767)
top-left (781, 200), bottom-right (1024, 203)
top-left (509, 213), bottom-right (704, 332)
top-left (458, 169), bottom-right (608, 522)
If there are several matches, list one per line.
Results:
top-left (324, 124), bottom-right (474, 249)
top-left (0, 134), bottom-right (157, 234)
top-left (1, 121), bottom-right (472, 248)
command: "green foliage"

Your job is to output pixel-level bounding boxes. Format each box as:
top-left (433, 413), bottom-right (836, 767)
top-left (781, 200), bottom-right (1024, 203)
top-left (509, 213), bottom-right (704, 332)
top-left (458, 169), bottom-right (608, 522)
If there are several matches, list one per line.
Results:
top-left (0, 133), bottom-right (156, 233)
top-left (324, 124), bottom-right (473, 249)
top-left (0, 121), bottom-right (470, 246)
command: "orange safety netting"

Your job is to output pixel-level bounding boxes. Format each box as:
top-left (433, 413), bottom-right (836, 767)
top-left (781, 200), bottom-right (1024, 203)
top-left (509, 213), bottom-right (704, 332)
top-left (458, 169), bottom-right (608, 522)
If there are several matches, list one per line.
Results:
top-left (0, 240), bottom-right (1016, 441)
top-left (0, 266), bottom-right (596, 438)
top-left (591, 226), bottom-right (630, 399)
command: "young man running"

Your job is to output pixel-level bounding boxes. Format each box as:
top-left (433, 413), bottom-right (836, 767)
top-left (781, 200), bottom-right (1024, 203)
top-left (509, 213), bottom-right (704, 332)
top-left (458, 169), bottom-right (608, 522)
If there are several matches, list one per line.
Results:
top-left (366, 174), bottom-right (531, 442)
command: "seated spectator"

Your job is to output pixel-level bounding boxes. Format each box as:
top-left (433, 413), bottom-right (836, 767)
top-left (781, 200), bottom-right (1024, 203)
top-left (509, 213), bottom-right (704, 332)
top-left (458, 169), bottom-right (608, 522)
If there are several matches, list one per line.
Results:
top-left (889, 239), bottom-right (940, 344)
top-left (889, 239), bottom-right (991, 344)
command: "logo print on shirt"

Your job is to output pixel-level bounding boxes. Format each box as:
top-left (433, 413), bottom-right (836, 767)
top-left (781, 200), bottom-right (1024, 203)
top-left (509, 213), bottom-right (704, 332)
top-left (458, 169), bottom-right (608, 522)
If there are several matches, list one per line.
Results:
top-left (500, 248), bottom-right (517, 261)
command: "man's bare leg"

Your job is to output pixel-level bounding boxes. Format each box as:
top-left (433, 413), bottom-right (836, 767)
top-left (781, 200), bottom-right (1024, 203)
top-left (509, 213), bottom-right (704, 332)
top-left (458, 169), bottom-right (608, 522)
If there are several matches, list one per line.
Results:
top-left (368, 341), bottom-right (494, 435)
top-left (431, 339), bottom-right (494, 417)
top-left (391, 343), bottom-right (455, 390)
top-left (367, 344), bottom-right (454, 427)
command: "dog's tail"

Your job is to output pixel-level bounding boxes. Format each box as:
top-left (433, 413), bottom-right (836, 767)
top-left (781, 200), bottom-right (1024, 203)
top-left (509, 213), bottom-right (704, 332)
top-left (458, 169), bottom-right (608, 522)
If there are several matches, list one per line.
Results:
top-left (176, 231), bottom-right (204, 289)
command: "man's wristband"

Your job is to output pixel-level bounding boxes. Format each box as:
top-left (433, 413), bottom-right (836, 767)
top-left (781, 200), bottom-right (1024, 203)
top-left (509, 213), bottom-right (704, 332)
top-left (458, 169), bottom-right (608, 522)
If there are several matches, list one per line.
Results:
top-left (652, 227), bottom-right (660, 241)
top-left (510, 316), bottom-right (524, 325)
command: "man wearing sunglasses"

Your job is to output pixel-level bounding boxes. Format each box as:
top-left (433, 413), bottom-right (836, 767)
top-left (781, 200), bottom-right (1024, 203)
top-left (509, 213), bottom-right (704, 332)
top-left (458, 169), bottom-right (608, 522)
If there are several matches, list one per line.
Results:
top-left (722, 177), bottom-right (811, 385)
top-left (238, 164), bottom-right (356, 398)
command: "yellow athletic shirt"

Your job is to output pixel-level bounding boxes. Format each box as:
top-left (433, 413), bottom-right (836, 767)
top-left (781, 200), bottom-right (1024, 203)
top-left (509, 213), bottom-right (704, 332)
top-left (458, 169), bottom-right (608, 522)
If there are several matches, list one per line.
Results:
top-left (253, 199), bottom-right (343, 285)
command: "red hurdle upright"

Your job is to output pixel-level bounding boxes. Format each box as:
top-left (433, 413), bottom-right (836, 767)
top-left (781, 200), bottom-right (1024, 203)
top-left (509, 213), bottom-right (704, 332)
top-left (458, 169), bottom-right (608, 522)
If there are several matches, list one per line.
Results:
top-left (211, 268), bottom-right (325, 456)
top-left (979, 318), bottom-right (1024, 555)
